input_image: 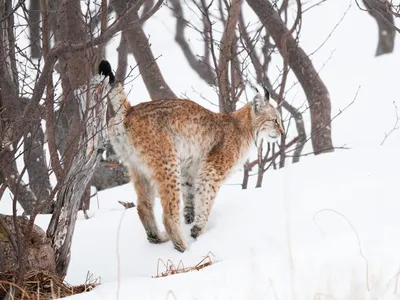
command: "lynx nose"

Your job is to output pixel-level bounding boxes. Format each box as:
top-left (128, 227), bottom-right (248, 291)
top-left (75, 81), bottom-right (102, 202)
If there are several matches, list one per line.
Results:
top-left (279, 125), bottom-right (285, 135)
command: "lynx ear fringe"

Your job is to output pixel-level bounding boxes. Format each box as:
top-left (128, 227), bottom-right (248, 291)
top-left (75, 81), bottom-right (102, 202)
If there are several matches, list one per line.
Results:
top-left (262, 86), bottom-right (270, 101)
top-left (249, 82), bottom-right (270, 103)
top-left (98, 59), bottom-right (115, 84)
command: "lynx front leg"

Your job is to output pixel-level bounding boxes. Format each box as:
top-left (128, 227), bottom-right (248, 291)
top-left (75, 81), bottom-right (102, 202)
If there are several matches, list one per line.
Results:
top-left (190, 168), bottom-right (225, 239)
top-left (190, 150), bottom-right (235, 239)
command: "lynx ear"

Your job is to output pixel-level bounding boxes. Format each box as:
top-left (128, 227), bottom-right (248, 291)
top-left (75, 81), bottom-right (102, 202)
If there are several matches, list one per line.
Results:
top-left (252, 91), bottom-right (266, 115)
top-left (253, 86), bottom-right (271, 114)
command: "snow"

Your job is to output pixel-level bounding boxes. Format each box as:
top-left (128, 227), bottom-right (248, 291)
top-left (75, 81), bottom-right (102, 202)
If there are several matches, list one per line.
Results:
top-left (2, 0), bottom-right (400, 299)
top-left (30, 145), bottom-right (400, 300)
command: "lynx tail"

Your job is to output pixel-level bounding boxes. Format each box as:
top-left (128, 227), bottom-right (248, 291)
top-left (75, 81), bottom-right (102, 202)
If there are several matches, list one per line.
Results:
top-left (98, 59), bottom-right (115, 84)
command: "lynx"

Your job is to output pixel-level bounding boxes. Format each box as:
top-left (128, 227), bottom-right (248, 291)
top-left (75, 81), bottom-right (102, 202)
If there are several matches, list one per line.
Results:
top-left (99, 60), bottom-right (284, 252)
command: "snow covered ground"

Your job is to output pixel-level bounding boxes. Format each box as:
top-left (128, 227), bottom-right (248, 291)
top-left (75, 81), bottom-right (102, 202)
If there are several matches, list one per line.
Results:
top-left (2, 0), bottom-right (400, 299)
top-left (33, 145), bottom-right (400, 300)
top-left (4, 145), bottom-right (400, 299)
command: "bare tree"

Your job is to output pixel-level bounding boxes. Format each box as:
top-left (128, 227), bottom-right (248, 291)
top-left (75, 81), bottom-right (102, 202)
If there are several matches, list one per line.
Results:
top-left (0, 0), bottom-right (53, 214)
top-left (0, 0), bottom-right (166, 289)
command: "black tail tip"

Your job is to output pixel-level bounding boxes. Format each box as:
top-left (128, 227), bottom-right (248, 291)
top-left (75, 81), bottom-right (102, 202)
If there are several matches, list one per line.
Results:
top-left (98, 59), bottom-right (115, 84)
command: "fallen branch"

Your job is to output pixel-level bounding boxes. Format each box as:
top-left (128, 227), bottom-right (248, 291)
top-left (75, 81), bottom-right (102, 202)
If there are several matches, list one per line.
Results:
top-left (117, 201), bottom-right (135, 209)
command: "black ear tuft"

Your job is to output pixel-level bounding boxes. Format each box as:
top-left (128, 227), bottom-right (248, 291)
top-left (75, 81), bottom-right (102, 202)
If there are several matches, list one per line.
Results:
top-left (262, 86), bottom-right (270, 101)
top-left (98, 59), bottom-right (115, 84)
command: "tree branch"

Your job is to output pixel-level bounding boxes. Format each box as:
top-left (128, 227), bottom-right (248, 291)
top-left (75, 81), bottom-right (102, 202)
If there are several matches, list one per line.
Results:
top-left (247, 0), bottom-right (333, 155)
top-left (23, 0), bottom-right (165, 120)
top-left (41, 0), bottom-right (64, 182)
top-left (217, 0), bottom-right (243, 113)
top-left (170, 0), bottom-right (215, 85)
top-left (361, 0), bottom-right (396, 56)
top-left (111, 0), bottom-right (176, 100)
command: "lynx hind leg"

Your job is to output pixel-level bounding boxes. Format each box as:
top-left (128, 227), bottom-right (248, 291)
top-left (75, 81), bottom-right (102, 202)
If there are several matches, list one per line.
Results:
top-left (182, 180), bottom-right (195, 224)
top-left (181, 160), bottom-right (198, 224)
top-left (131, 169), bottom-right (169, 244)
top-left (191, 156), bottom-right (231, 239)
top-left (181, 157), bottom-right (200, 224)
top-left (151, 153), bottom-right (187, 252)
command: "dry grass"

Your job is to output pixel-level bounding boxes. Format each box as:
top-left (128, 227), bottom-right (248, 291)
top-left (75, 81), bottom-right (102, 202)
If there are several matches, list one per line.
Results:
top-left (153, 251), bottom-right (215, 278)
top-left (0, 270), bottom-right (100, 299)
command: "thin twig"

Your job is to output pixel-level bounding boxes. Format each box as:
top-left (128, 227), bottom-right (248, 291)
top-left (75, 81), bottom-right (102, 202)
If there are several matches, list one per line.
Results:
top-left (313, 209), bottom-right (370, 291)
top-left (380, 101), bottom-right (399, 145)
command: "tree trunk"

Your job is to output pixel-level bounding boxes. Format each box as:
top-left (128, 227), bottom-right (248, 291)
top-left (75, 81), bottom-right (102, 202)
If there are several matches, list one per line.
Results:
top-left (217, 0), bottom-right (242, 113)
top-left (246, 0), bottom-right (334, 154)
top-left (28, 0), bottom-right (41, 58)
top-left (362, 0), bottom-right (395, 56)
top-left (0, 0), bottom-right (20, 149)
top-left (55, 0), bottom-right (94, 172)
top-left (23, 123), bottom-right (54, 214)
top-left (111, 0), bottom-right (177, 100)
top-left (47, 75), bottom-right (110, 277)
top-left (115, 31), bottom-right (129, 82)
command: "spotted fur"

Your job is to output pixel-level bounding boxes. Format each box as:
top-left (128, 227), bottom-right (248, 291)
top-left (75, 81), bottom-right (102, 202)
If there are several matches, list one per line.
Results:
top-left (100, 60), bottom-right (284, 252)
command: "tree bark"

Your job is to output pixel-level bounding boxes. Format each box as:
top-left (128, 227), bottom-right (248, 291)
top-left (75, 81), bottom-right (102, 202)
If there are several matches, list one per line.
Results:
top-left (47, 75), bottom-right (109, 277)
top-left (28, 0), bottom-right (41, 59)
top-left (362, 0), bottom-right (395, 56)
top-left (0, 0), bottom-right (20, 150)
top-left (115, 31), bottom-right (129, 82)
top-left (111, 0), bottom-right (177, 100)
top-left (217, 0), bottom-right (242, 113)
top-left (55, 0), bottom-right (94, 172)
top-left (246, 0), bottom-right (334, 154)
top-left (23, 120), bottom-right (54, 214)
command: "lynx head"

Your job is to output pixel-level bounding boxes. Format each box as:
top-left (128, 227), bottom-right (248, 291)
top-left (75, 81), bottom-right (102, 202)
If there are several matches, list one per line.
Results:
top-left (251, 87), bottom-right (284, 144)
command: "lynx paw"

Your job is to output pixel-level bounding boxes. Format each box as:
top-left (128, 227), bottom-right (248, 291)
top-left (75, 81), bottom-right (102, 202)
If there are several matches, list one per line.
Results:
top-left (184, 211), bottom-right (195, 224)
top-left (173, 241), bottom-right (187, 253)
top-left (190, 225), bottom-right (205, 239)
top-left (147, 232), bottom-right (170, 244)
